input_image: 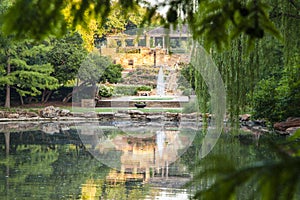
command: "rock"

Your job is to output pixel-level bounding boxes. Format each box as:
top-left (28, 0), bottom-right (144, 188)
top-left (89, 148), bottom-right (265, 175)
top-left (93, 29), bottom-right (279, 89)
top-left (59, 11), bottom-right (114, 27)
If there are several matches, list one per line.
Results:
top-left (274, 117), bottom-right (300, 131)
top-left (164, 112), bottom-right (180, 121)
top-left (146, 115), bottom-right (164, 121)
top-left (114, 113), bottom-right (130, 118)
top-left (0, 111), bottom-right (5, 118)
top-left (26, 112), bottom-right (39, 118)
top-left (128, 110), bottom-right (144, 115)
top-left (41, 123), bottom-right (60, 134)
top-left (82, 111), bottom-right (98, 118)
top-left (286, 126), bottom-right (300, 135)
top-left (244, 120), bottom-right (266, 127)
top-left (39, 106), bottom-right (60, 118)
top-left (240, 114), bottom-right (251, 121)
top-left (7, 113), bottom-right (20, 118)
top-left (181, 113), bottom-right (198, 119)
top-left (59, 109), bottom-right (71, 116)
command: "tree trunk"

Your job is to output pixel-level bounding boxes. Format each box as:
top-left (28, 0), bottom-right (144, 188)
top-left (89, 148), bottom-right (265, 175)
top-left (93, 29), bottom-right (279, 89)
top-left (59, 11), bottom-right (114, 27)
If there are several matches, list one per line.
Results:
top-left (62, 81), bottom-right (87, 103)
top-left (41, 90), bottom-right (46, 103)
top-left (44, 90), bottom-right (53, 103)
top-left (19, 94), bottom-right (24, 105)
top-left (4, 55), bottom-right (11, 108)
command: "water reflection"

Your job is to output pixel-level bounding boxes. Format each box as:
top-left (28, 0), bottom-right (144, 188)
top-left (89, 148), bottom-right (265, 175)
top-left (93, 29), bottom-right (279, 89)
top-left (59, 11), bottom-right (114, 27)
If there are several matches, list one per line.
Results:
top-left (0, 122), bottom-right (194, 199)
top-left (77, 122), bottom-right (196, 181)
top-left (0, 121), bottom-right (281, 199)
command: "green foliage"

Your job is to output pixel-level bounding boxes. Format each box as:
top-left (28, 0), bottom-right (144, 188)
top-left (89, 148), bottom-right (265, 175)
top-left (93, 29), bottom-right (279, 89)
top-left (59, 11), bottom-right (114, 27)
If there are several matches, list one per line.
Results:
top-left (134, 85), bottom-right (152, 94)
top-left (102, 64), bottom-right (123, 83)
top-left (188, 131), bottom-right (300, 200)
top-left (179, 63), bottom-right (195, 90)
top-left (1, 0), bottom-right (67, 39)
top-left (252, 65), bottom-right (300, 122)
top-left (98, 85), bottom-right (114, 97)
top-left (113, 84), bottom-right (152, 96)
top-left (252, 77), bottom-right (279, 121)
top-left (0, 40), bottom-right (59, 98)
top-left (190, 156), bottom-right (300, 200)
top-left (78, 52), bottom-right (110, 84)
top-left (78, 52), bottom-right (122, 85)
top-left (0, 0), bottom-right (282, 50)
top-left (113, 85), bottom-right (137, 96)
top-left (46, 33), bottom-right (88, 85)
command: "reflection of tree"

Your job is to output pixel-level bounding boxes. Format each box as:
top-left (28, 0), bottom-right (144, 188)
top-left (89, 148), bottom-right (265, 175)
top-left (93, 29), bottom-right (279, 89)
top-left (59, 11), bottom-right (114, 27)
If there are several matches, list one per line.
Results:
top-left (185, 130), bottom-right (292, 199)
top-left (0, 144), bottom-right (59, 199)
top-left (0, 130), bottom-right (110, 199)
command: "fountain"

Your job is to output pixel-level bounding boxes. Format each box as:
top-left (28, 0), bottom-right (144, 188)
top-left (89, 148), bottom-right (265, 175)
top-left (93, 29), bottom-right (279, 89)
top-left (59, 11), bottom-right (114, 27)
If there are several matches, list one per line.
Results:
top-left (156, 66), bottom-right (165, 96)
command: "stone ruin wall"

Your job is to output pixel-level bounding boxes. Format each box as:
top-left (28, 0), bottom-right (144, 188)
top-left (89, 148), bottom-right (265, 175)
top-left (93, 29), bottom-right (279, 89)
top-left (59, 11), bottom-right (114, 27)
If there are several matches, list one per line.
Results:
top-left (100, 47), bottom-right (190, 69)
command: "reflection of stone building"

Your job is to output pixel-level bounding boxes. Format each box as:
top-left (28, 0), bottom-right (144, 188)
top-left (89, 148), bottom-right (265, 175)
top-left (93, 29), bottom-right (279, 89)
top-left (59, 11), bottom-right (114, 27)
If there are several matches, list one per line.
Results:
top-left (101, 25), bottom-right (191, 69)
top-left (105, 130), bottom-right (188, 183)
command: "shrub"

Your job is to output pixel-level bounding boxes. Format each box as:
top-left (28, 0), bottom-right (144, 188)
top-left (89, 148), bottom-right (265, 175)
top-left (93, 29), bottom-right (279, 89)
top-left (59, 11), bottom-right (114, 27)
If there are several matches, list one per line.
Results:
top-left (135, 85), bottom-right (152, 94)
top-left (98, 85), bottom-right (114, 97)
top-left (114, 85), bottom-right (138, 96)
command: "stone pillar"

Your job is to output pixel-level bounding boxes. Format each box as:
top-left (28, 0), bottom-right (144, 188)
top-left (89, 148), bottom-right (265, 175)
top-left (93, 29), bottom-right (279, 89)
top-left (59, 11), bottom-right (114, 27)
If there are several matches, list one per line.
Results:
top-left (107, 38), bottom-right (112, 47)
top-left (133, 166), bottom-right (137, 174)
top-left (145, 168), bottom-right (150, 181)
top-left (146, 34), bottom-right (150, 48)
top-left (121, 165), bottom-right (125, 174)
top-left (121, 39), bottom-right (126, 47)
top-left (166, 161), bottom-right (169, 178)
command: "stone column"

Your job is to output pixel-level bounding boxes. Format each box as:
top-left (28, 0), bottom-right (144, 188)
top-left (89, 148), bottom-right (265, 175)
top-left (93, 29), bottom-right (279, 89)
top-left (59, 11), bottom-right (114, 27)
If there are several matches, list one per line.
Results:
top-left (145, 168), bottom-right (150, 181)
top-left (145, 34), bottom-right (150, 48)
top-left (121, 39), bottom-right (126, 47)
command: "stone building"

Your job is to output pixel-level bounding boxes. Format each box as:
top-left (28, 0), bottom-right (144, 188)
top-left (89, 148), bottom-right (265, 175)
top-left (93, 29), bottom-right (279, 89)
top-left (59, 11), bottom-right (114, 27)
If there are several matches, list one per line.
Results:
top-left (100, 25), bottom-right (191, 69)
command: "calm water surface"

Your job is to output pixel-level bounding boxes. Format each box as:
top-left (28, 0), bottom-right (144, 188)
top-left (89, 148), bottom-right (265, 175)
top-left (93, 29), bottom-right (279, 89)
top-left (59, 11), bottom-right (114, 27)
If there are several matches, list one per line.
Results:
top-left (0, 122), bottom-right (282, 199)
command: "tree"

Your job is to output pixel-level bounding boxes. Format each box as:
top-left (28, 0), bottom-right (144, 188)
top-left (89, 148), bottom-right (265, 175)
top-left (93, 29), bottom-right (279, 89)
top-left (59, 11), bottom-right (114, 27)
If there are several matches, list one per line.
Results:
top-left (102, 63), bottom-right (123, 84)
top-left (1, 0), bottom-right (281, 49)
top-left (43, 33), bottom-right (87, 103)
top-left (64, 52), bottom-right (123, 102)
top-left (0, 40), bottom-right (59, 105)
top-left (61, 1), bottom-right (145, 51)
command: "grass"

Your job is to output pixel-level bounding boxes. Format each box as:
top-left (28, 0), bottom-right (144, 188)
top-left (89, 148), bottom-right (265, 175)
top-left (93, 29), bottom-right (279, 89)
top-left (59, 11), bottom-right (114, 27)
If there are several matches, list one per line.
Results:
top-left (132, 97), bottom-right (174, 101)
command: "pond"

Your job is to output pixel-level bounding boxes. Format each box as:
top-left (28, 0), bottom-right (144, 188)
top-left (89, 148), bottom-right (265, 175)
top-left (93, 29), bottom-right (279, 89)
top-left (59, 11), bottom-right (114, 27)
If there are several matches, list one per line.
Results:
top-left (0, 121), bottom-right (284, 199)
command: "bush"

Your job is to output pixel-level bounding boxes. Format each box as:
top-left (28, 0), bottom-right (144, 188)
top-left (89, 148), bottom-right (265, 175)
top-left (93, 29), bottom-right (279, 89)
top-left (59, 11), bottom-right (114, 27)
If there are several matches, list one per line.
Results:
top-left (98, 85), bottom-right (114, 97)
top-left (114, 85), bottom-right (138, 96)
top-left (252, 65), bottom-right (300, 122)
top-left (113, 85), bottom-right (153, 96)
top-left (135, 85), bottom-right (152, 94)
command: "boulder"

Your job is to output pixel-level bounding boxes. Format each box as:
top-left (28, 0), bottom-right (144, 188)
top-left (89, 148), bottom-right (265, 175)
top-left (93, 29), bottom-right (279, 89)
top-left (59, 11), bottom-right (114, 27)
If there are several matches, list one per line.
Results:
top-left (274, 117), bottom-right (300, 131)
top-left (286, 126), bottom-right (300, 135)
top-left (39, 106), bottom-right (60, 118)
top-left (240, 114), bottom-right (251, 121)
top-left (0, 111), bottom-right (5, 118)
top-left (59, 109), bottom-right (71, 116)
top-left (26, 112), bottom-right (39, 118)
top-left (164, 112), bottom-right (180, 121)
top-left (114, 113), bottom-right (130, 119)
top-left (146, 115), bottom-right (164, 121)
top-left (41, 123), bottom-right (60, 134)
top-left (83, 111), bottom-right (97, 118)
top-left (128, 110), bottom-right (144, 115)
top-left (7, 113), bottom-right (20, 118)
